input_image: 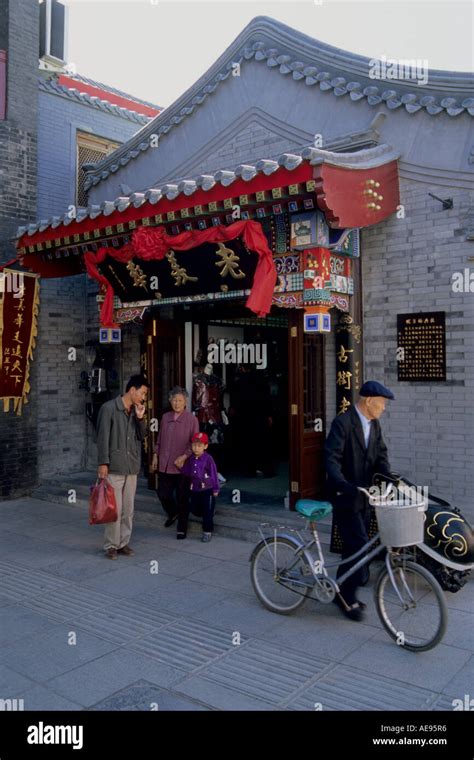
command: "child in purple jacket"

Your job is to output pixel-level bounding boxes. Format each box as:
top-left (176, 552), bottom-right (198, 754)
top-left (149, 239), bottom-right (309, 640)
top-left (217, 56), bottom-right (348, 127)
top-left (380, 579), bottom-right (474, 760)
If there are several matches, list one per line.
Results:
top-left (178, 432), bottom-right (219, 542)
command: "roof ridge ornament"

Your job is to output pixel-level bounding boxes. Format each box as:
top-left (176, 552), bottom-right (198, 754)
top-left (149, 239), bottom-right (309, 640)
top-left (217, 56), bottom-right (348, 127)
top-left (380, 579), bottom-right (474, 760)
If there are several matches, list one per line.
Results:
top-left (278, 154), bottom-right (303, 170)
top-left (144, 189), bottom-right (163, 204)
top-left (214, 170), bottom-right (237, 187)
top-left (162, 184), bottom-right (180, 200)
top-left (235, 164), bottom-right (258, 181)
top-left (197, 175), bottom-right (216, 191)
top-left (255, 159), bottom-right (279, 175)
top-left (178, 180), bottom-right (198, 196)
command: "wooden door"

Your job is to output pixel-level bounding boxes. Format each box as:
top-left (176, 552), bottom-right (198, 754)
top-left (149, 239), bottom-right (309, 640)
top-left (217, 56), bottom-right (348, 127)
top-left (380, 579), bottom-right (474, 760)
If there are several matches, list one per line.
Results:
top-left (143, 315), bottom-right (185, 488)
top-left (288, 310), bottom-right (326, 508)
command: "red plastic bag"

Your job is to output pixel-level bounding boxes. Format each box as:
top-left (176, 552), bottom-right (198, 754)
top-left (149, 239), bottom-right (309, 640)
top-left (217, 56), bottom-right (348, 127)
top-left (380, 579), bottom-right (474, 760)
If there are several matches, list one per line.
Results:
top-left (89, 478), bottom-right (118, 525)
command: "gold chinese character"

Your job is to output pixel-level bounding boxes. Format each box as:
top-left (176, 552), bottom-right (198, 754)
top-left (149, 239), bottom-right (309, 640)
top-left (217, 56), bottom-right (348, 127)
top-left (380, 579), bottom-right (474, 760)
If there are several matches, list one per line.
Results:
top-left (14, 313), bottom-right (23, 328)
top-left (126, 261), bottom-right (147, 289)
top-left (214, 243), bottom-right (245, 279)
top-left (166, 250), bottom-right (198, 287)
top-left (336, 345), bottom-right (354, 364)
top-left (336, 371), bottom-right (352, 390)
top-left (13, 332), bottom-right (23, 344)
top-left (338, 397), bottom-right (351, 415)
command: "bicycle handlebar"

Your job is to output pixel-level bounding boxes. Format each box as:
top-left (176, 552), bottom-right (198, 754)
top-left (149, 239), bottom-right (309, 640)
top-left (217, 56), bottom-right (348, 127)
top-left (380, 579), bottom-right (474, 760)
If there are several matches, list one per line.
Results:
top-left (358, 483), bottom-right (396, 501)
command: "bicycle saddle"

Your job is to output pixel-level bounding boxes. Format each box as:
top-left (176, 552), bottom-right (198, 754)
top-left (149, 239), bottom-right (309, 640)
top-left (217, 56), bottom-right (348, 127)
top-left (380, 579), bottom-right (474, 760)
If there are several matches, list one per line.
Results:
top-left (295, 500), bottom-right (333, 520)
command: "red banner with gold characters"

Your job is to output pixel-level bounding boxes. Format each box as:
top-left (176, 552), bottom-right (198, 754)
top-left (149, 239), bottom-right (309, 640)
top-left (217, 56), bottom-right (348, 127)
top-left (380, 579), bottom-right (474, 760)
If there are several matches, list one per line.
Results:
top-left (0, 269), bottom-right (40, 414)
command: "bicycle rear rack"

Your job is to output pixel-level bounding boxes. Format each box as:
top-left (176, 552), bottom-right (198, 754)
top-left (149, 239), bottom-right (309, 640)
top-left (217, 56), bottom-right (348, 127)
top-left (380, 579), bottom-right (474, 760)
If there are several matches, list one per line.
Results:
top-left (257, 521), bottom-right (308, 546)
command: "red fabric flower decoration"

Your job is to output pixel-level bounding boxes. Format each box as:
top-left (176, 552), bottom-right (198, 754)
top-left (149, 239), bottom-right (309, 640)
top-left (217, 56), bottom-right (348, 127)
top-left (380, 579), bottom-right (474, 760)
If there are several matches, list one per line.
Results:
top-left (132, 226), bottom-right (169, 260)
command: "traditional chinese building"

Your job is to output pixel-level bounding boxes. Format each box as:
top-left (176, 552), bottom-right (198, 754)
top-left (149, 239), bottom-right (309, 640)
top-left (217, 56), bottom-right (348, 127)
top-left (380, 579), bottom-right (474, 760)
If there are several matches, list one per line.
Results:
top-left (9, 16), bottom-right (474, 511)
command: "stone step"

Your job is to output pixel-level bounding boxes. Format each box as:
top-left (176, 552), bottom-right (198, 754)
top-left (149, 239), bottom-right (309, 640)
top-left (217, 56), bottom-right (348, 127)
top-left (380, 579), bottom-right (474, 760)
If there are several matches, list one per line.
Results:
top-left (31, 479), bottom-right (333, 546)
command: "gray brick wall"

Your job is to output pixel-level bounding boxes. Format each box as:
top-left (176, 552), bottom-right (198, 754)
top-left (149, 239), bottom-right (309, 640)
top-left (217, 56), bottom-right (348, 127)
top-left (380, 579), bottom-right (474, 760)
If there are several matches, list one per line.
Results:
top-left (362, 179), bottom-right (474, 511)
top-left (0, 0), bottom-right (39, 498)
top-left (188, 121), bottom-right (304, 176)
top-left (0, 0), bottom-right (39, 249)
top-left (5, 0), bottom-right (38, 130)
top-left (36, 275), bottom-right (90, 480)
top-left (37, 90), bottom-right (143, 218)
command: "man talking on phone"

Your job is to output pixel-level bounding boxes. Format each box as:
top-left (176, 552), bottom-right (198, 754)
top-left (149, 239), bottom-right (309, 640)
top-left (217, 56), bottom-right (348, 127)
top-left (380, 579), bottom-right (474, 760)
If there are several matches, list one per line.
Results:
top-left (96, 374), bottom-right (149, 559)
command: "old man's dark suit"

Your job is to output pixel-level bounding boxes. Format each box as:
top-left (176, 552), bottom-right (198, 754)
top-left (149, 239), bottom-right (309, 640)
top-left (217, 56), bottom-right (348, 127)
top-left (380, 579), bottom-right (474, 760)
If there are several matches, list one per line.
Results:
top-left (324, 405), bottom-right (392, 603)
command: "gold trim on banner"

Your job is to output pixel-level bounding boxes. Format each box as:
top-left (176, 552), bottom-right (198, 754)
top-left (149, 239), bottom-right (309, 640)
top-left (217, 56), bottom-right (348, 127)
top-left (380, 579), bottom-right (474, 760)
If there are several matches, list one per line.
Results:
top-left (0, 271), bottom-right (40, 416)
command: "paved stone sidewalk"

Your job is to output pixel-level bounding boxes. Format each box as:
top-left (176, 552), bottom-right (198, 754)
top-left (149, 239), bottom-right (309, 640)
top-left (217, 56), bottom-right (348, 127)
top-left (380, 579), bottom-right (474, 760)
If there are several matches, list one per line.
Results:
top-left (0, 497), bottom-right (473, 711)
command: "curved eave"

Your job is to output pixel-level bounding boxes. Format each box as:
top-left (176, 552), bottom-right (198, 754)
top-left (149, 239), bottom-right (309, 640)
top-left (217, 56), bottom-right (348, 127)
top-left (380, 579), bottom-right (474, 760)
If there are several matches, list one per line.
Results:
top-left (16, 145), bottom-right (400, 277)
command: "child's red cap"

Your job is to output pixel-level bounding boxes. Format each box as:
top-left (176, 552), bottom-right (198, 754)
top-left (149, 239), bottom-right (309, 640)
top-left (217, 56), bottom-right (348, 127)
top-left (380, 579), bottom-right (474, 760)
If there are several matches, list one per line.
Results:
top-left (192, 432), bottom-right (208, 445)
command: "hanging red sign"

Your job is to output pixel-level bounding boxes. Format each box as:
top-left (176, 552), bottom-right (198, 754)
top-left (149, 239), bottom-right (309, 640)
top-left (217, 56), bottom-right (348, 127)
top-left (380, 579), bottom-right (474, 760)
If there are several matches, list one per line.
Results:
top-left (0, 270), bottom-right (40, 414)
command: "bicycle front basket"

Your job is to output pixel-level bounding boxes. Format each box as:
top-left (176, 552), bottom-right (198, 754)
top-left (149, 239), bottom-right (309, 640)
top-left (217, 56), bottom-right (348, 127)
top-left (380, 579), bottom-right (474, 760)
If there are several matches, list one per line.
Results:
top-left (373, 499), bottom-right (426, 547)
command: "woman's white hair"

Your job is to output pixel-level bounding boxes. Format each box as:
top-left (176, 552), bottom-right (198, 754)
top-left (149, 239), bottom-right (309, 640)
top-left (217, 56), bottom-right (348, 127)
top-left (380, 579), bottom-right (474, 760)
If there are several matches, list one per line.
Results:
top-left (168, 386), bottom-right (189, 401)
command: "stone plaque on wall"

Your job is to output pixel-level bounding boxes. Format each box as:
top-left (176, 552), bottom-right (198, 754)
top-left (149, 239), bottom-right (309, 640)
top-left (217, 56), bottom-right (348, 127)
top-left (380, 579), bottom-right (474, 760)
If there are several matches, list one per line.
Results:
top-left (397, 312), bottom-right (446, 382)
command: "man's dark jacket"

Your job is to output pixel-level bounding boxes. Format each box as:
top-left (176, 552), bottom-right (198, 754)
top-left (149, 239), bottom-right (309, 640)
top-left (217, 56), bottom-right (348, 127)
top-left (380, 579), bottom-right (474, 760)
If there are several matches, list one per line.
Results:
top-left (324, 406), bottom-right (391, 515)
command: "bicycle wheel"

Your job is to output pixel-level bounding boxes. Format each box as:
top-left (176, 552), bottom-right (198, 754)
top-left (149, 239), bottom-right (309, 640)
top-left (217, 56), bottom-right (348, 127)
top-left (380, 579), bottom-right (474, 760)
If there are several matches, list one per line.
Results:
top-left (375, 560), bottom-right (447, 652)
top-left (250, 537), bottom-right (312, 614)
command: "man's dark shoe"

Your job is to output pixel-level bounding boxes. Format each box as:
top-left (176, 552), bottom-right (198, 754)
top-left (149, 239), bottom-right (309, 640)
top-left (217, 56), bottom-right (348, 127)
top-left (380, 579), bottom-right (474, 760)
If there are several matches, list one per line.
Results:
top-left (105, 548), bottom-right (118, 560)
top-left (333, 594), bottom-right (365, 621)
top-left (177, 531), bottom-right (186, 540)
top-left (118, 545), bottom-right (135, 556)
top-left (164, 515), bottom-right (178, 528)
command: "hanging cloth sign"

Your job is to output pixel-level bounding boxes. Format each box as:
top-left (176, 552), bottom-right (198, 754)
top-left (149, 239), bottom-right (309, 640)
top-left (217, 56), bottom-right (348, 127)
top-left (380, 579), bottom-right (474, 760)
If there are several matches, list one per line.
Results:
top-left (84, 220), bottom-right (277, 327)
top-left (0, 269), bottom-right (40, 414)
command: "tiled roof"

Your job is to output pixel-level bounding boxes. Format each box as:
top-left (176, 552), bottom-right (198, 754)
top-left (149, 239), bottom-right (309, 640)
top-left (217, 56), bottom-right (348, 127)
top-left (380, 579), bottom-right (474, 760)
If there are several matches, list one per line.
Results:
top-left (39, 73), bottom-right (159, 124)
top-left (16, 143), bottom-right (400, 240)
top-left (82, 16), bottom-right (473, 191)
top-left (61, 72), bottom-right (162, 112)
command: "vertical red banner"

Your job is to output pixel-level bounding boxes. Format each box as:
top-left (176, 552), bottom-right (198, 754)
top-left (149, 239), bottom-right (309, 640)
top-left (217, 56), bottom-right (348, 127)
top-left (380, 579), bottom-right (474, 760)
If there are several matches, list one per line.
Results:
top-left (0, 270), bottom-right (40, 414)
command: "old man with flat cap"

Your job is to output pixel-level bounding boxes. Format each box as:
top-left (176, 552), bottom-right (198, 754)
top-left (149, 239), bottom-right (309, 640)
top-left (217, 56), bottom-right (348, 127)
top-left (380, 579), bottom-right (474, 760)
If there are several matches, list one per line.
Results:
top-left (324, 381), bottom-right (395, 621)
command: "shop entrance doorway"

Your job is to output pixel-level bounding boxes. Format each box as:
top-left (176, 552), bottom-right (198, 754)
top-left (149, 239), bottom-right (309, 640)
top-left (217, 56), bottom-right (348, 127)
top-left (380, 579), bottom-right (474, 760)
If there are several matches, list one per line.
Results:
top-left (199, 308), bottom-right (289, 510)
top-left (143, 301), bottom-right (326, 510)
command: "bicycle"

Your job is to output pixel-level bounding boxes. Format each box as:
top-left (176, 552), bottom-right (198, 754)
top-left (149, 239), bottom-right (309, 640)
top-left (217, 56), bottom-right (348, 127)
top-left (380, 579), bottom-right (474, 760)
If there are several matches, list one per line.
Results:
top-left (250, 485), bottom-right (448, 652)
